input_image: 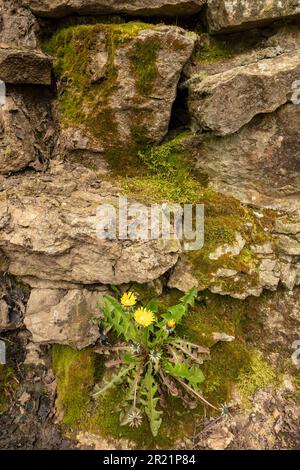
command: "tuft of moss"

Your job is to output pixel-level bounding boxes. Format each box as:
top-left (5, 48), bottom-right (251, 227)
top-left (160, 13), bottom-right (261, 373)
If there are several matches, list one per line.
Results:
top-left (195, 37), bottom-right (235, 63)
top-left (131, 38), bottom-right (161, 96)
top-left (0, 365), bottom-right (16, 413)
top-left (237, 351), bottom-right (279, 407)
top-left (52, 345), bottom-right (95, 426)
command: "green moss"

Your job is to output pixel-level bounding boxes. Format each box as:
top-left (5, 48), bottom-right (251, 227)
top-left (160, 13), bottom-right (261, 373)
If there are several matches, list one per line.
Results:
top-left (43, 22), bottom-right (160, 155)
top-left (118, 132), bottom-right (274, 297)
top-left (0, 365), bottom-right (16, 413)
top-left (131, 38), bottom-right (161, 96)
top-left (180, 292), bottom-right (279, 406)
top-left (86, 387), bottom-right (201, 449)
top-left (195, 37), bottom-right (235, 63)
top-left (52, 345), bottom-right (95, 426)
top-left (237, 351), bottom-right (279, 407)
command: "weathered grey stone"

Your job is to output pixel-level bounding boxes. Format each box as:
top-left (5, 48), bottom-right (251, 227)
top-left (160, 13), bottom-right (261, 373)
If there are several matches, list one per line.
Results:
top-left (0, 90), bottom-right (56, 174)
top-left (206, 0), bottom-right (300, 34)
top-left (0, 168), bottom-right (181, 286)
top-left (258, 258), bottom-right (280, 291)
top-left (275, 220), bottom-right (300, 235)
top-left (25, 288), bottom-right (103, 349)
top-left (0, 45), bottom-right (52, 85)
top-left (209, 233), bottom-right (245, 260)
top-left (187, 51), bottom-right (300, 136)
top-left (168, 220), bottom-right (300, 298)
top-left (277, 235), bottom-right (300, 256)
top-left (278, 260), bottom-right (300, 290)
top-left (24, 0), bottom-right (206, 17)
top-left (0, 297), bottom-right (9, 328)
top-left (190, 103), bottom-right (300, 211)
top-left (0, 0), bottom-right (40, 49)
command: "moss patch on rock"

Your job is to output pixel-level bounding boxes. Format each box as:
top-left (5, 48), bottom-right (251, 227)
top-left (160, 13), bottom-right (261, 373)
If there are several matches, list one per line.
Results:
top-left (0, 365), bottom-right (16, 413)
top-left (52, 345), bottom-right (95, 426)
top-left (43, 22), bottom-right (160, 153)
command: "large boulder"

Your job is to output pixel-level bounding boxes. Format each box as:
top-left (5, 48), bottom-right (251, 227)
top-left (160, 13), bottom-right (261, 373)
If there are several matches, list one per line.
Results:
top-left (24, 0), bottom-right (206, 18)
top-left (45, 24), bottom-right (196, 157)
top-left (25, 288), bottom-right (104, 349)
top-left (206, 0), bottom-right (300, 34)
top-left (0, 166), bottom-right (181, 286)
top-left (187, 50), bottom-right (300, 136)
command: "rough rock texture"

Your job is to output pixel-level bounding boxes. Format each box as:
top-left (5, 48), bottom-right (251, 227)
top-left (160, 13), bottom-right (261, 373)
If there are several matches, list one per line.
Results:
top-left (0, 0), bottom-right (40, 49)
top-left (187, 50), bottom-right (300, 136)
top-left (169, 230), bottom-right (300, 298)
top-left (0, 165), bottom-right (181, 286)
top-left (190, 104), bottom-right (300, 210)
top-left (1, 0), bottom-right (300, 451)
top-left (0, 274), bottom-right (29, 331)
top-left (0, 46), bottom-right (52, 85)
top-left (0, 88), bottom-right (56, 174)
top-left (25, 288), bottom-right (103, 349)
top-left (25, 0), bottom-right (206, 18)
top-left (0, 289), bottom-right (9, 328)
top-left (206, 0), bottom-right (300, 33)
top-left (49, 24), bottom-right (196, 156)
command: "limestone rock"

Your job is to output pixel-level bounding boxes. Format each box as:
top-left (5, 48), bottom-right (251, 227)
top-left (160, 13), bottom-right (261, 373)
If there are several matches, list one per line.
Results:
top-left (25, 0), bottom-right (206, 18)
top-left (169, 229), bottom-right (300, 299)
top-left (0, 89), bottom-right (56, 174)
top-left (0, 297), bottom-right (9, 329)
top-left (209, 233), bottom-right (245, 260)
top-left (48, 24), bottom-right (196, 156)
top-left (206, 0), bottom-right (300, 34)
top-left (190, 103), bottom-right (300, 211)
top-left (0, 0), bottom-right (40, 49)
top-left (276, 235), bottom-right (300, 256)
top-left (0, 168), bottom-right (181, 286)
top-left (206, 427), bottom-right (234, 450)
top-left (0, 46), bottom-right (52, 85)
top-left (187, 51), bottom-right (300, 136)
top-left (25, 288), bottom-right (103, 349)
top-left (76, 432), bottom-right (134, 450)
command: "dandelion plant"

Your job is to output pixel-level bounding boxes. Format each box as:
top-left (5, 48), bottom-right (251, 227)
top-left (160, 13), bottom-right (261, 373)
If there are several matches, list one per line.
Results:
top-left (94, 287), bottom-right (220, 437)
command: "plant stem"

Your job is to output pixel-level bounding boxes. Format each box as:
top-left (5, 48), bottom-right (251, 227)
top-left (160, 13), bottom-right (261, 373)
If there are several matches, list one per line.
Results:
top-left (173, 377), bottom-right (219, 411)
top-left (133, 361), bottom-right (144, 410)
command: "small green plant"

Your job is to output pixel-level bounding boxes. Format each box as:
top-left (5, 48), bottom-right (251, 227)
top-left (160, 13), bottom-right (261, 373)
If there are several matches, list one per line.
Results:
top-left (94, 288), bottom-right (221, 437)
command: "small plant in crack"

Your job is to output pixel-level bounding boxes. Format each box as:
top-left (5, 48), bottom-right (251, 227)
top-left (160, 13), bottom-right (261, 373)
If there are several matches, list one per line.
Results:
top-left (94, 287), bottom-right (220, 437)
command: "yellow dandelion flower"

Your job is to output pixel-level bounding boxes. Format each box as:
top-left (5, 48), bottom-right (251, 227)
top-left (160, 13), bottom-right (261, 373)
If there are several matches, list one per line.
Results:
top-left (134, 308), bottom-right (155, 328)
top-left (121, 292), bottom-right (137, 308)
top-left (167, 319), bottom-right (176, 329)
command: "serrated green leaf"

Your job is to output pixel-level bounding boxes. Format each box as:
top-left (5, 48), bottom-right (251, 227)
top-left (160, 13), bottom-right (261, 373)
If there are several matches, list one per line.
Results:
top-left (161, 288), bottom-right (198, 326)
top-left (164, 362), bottom-right (205, 390)
top-left (180, 287), bottom-right (198, 308)
top-left (146, 298), bottom-right (159, 313)
top-left (101, 295), bottom-right (136, 342)
top-left (141, 365), bottom-right (162, 437)
top-left (93, 364), bottom-right (135, 398)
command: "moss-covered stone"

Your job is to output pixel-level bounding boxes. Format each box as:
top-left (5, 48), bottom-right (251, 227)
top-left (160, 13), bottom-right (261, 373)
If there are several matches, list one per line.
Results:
top-left (44, 23), bottom-right (156, 145)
